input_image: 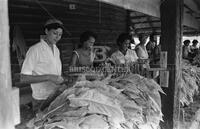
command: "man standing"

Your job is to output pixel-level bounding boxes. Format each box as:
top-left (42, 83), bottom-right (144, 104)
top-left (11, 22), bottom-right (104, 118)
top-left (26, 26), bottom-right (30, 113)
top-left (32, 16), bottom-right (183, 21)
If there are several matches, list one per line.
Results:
top-left (20, 19), bottom-right (65, 113)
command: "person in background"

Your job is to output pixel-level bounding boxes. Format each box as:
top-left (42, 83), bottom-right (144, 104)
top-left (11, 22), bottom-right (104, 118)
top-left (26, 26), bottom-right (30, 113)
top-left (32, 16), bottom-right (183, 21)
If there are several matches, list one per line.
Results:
top-left (182, 39), bottom-right (191, 60)
top-left (153, 43), bottom-right (161, 65)
top-left (110, 33), bottom-right (138, 65)
top-left (146, 33), bottom-right (156, 64)
top-left (135, 33), bottom-right (149, 59)
top-left (190, 39), bottom-right (199, 58)
top-left (70, 31), bottom-right (97, 67)
top-left (20, 19), bottom-right (65, 113)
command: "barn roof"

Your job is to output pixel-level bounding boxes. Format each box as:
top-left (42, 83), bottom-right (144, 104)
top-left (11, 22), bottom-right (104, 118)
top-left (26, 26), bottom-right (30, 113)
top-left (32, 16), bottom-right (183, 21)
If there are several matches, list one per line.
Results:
top-left (99, 0), bottom-right (200, 36)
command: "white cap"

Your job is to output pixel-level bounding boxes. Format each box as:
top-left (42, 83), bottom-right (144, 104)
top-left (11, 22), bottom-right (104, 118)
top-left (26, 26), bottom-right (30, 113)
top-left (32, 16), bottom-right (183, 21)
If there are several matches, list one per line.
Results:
top-left (44, 19), bottom-right (63, 26)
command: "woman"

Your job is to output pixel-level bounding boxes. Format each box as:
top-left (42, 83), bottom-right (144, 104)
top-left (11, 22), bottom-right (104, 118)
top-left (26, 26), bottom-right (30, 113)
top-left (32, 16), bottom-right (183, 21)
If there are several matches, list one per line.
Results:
top-left (135, 33), bottom-right (149, 59)
top-left (182, 40), bottom-right (191, 60)
top-left (111, 33), bottom-right (138, 65)
top-left (70, 31), bottom-right (97, 67)
top-left (20, 19), bottom-right (65, 113)
top-left (190, 39), bottom-right (199, 59)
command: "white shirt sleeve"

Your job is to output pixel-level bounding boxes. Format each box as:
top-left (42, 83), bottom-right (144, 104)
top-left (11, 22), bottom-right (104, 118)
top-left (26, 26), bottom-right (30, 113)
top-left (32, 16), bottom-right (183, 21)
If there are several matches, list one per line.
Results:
top-left (110, 53), bottom-right (117, 64)
top-left (21, 46), bottom-right (38, 75)
top-left (131, 50), bottom-right (138, 60)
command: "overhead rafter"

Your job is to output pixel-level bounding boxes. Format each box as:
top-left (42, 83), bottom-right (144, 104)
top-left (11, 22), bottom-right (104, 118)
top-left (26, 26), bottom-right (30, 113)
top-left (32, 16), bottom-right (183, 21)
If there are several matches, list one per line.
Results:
top-left (184, 11), bottom-right (200, 29)
top-left (98, 0), bottom-right (160, 17)
top-left (98, 0), bottom-right (200, 30)
top-left (184, 0), bottom-right (200, 13)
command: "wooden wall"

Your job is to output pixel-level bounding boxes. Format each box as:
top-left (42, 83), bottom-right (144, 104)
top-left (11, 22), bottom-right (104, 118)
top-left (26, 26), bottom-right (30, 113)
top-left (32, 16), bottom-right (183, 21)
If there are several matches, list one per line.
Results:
top-left (8, 0), bottom-right (127, 99)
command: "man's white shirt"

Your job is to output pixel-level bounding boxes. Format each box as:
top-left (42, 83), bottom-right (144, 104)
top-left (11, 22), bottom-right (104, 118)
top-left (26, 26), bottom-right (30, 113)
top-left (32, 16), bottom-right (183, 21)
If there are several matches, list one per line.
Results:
top-left (21, 39), bottom-right (62, 100)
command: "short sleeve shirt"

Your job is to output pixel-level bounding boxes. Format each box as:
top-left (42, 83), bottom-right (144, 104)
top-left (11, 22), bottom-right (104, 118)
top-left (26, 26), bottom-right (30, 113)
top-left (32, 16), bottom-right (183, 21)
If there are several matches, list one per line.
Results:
top-left (111, 49), bottom-right (138, 65)
top-left (21, 39), bottom-right (62, 100)
top-left (73, 49), bottom-right (95, 67)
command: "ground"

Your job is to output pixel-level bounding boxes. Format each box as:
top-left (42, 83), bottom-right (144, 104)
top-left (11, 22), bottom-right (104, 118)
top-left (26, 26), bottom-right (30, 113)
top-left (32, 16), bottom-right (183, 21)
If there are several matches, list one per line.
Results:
top-left (15, 103), bottom-right (34, 129)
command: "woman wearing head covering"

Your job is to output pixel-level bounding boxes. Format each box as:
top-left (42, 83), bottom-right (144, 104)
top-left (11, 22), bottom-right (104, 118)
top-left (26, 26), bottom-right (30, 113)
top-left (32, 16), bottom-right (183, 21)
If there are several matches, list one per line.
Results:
top-left (135, 33), bottom-right (149, 59)
top-left (110, 33), bottom-right (138, 65)
top-left (190, 39), bottom-right (199, 58)
top-left (182, 39), bottom-right (191, 59)
top-left (70, 31), bottom-right (97, 67)
top-left (20, 19), bottom-right (65, 113)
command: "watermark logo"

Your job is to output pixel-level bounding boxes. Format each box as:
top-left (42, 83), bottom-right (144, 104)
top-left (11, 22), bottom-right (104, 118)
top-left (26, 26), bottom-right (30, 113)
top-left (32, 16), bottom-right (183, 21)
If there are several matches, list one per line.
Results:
top-left (93, 46), bottom-right (111, 62)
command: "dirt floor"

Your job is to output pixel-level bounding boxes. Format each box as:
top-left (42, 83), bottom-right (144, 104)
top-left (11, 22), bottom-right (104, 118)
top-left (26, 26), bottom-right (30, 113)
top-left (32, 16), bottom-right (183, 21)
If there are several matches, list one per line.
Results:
top-left (15, 103), bottom-right (34, 129)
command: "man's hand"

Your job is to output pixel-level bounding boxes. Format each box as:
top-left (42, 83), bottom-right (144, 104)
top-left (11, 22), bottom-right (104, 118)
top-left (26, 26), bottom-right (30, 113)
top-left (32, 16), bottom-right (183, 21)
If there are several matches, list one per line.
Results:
top-left (47, 75), bottom-right (64, 85)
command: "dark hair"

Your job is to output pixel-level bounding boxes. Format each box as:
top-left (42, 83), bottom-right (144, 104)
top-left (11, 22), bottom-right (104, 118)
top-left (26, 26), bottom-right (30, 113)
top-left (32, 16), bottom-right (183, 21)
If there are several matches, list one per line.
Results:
top-left (116, 33), bottom-right (131, 46)
top-left (138, 33), bottom-right (148, 42)
top-left (183, 40), bottom-right (190, 45)
top-left (44, 23), bottom-right (64, 31)
top-left (80, 31), bottom-right (97, 44)
top-left (150, 33), bottom-right (156, 41)
top-left (192, 39), bottom-right (198, 45)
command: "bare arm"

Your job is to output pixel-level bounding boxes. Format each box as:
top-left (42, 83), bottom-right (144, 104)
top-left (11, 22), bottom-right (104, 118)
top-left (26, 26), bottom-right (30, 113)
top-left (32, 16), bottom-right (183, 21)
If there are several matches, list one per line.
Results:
top-left (70, 52), bottom-right (78, 66)
top-left (20, 74), bottom-right (64, 85)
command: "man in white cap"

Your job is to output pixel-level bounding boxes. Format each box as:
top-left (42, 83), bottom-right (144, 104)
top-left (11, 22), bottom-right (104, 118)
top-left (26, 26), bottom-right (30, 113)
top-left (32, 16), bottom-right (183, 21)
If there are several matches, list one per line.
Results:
top-left (20, 19), bottom-right (65, 113)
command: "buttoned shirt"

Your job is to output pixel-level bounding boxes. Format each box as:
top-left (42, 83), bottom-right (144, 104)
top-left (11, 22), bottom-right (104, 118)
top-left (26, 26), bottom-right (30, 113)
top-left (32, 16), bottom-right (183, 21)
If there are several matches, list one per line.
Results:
top-left (111, 49), bottom-right (138, 65)
top-left (21, 39), bottom-right (62, 100)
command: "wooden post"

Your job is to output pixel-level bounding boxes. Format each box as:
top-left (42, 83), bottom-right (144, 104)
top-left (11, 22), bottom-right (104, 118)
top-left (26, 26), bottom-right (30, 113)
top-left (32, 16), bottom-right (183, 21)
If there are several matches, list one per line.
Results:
top-left (160, 51), bottom-right (169, 87)
top-left (0, 0), bottom-right (15, 129)
top-left (160, 0), bottom-right (183, 129)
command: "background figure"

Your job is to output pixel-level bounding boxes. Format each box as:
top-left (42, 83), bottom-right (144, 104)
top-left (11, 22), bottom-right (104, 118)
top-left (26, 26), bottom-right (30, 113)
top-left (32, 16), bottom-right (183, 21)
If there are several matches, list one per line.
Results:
top-left (111, 33), bottom-right (138, 65)
top-left (190, 39), bottom-right (199, 59)
top-left (70, 31), bottom-right (97, 67)
top-left (135, 33), bottom-right (149, 59)
top-left (146, 33), bottom-right (157, 64)
top-left (182, 39), bottom-right (191, 60)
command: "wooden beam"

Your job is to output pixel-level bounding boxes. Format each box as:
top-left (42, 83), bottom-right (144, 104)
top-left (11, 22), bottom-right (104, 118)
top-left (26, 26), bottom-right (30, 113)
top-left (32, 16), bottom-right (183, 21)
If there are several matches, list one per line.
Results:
top-left (130, 15), bottom-right (147, 19)
top-left (160, 0), bottom-right (183, 128)
top-left (99, 0), bottom-right (200, 30)
top-left (98, 0), bottom-right (160, 17)
top-left (184, 0), bottom-right (200, 13)
top-left (132, 20), bottom-right (160, 24)
top-left (0, 0), bottom-right (15, 129)
top-left (184, 11), bottom-right (200, 29)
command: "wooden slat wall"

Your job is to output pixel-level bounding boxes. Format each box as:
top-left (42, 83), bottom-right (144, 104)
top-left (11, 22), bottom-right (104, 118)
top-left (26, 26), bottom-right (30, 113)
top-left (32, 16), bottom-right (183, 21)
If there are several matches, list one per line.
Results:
top-left (9, 0), bottom-right (127, 87)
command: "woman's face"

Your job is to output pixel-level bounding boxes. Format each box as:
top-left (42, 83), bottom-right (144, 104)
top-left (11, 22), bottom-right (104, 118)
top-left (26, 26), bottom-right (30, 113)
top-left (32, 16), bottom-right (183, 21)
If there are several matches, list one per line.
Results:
top-left (140, 36), bottom-right (148, 44)
top-left (121, 39), bottom-right (130, 51)
top-left (45, 28), bottom-right (63, 45)
top-left (83, 36), bottom-right (95, 50)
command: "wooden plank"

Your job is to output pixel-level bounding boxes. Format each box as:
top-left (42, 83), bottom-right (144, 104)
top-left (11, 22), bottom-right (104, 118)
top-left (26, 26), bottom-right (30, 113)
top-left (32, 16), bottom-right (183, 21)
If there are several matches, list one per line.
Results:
top-left (184, 0), bottom-right (200, 13)
top-left (160, 0), bottom-right (183, 128)
top-left (99, 0), bottom-right (160, 17)
top-left (159, 52), bottom-right (169, 87)
top-left (0, 0), bottom-right (15, 129)
top-left (160, 71), bottom-right (169, 87)
top-left (11, 87), bottom-right (20, 125)
top-left (126, 0), bottom-right (160, 17)
top-left (99, 0), bottom-right (200, 29)
top-left (183, 11), bottom-right (200, 30)
top-left (160, 52), bottom-right (168, 68)
top-left (147, 67), bottom-right (166, 71)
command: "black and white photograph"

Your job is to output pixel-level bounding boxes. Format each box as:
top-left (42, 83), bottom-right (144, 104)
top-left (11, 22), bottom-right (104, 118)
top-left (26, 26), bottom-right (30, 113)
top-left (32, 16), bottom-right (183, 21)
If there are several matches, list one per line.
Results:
top-left (1, 0), bottom-right (200, 129)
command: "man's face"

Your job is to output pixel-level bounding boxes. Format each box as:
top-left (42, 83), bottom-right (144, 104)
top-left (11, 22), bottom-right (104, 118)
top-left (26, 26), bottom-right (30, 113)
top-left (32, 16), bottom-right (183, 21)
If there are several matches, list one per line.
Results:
top-left (46, 28), bottom-right (63, 45)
